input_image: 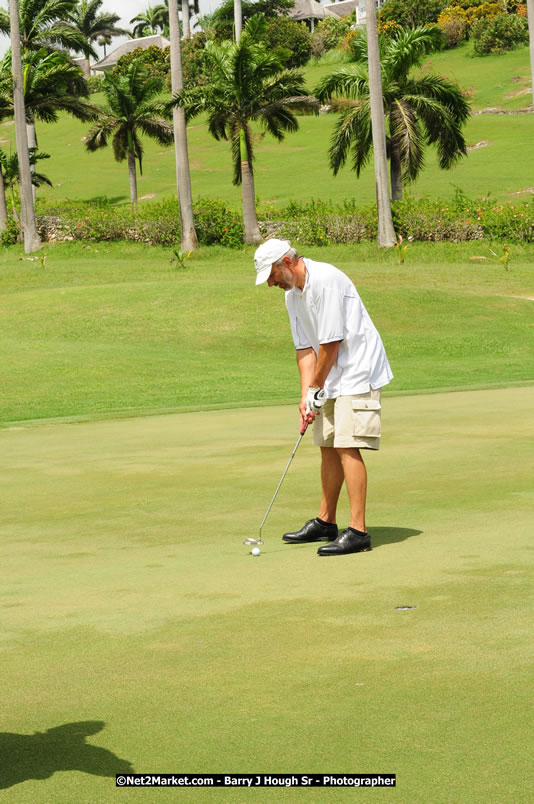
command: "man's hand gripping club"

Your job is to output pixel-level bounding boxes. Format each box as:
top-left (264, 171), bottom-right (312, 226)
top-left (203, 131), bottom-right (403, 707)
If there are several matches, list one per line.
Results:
top-left (302, 386), bottom-right (327, 429)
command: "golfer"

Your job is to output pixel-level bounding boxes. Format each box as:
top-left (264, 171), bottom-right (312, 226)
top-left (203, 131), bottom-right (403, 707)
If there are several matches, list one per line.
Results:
top-left (254, 239), bottom-right (393, 556)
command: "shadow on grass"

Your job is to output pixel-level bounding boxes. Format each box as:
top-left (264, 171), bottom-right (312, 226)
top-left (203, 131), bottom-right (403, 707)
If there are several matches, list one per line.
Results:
top-left (0, 721), bottom-right (134, 789)
top-left (370, 527), bottom-right (422, 547)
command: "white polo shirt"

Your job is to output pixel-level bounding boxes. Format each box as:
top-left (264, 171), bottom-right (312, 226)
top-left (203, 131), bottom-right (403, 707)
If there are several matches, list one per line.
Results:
top-left (285, 258), bottom-right (393, 397)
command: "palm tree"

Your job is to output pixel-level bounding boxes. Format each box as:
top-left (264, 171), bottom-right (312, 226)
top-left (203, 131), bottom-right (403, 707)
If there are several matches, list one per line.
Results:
top-left (0, 0), bottom-right (91, 56)
top-left (68, 0), bottom-right (129, 77)
top-left (0, 146), bottom-right (52, 227)
top-left (150, 0), bottom-right (197, 39)
top-left (234, 0), bottom-right (242, 42)
top-left (0, 48), bottom-right (100, 150)
top-left (182, 0), bottom-right (191, 39)
top-left (171, 15), bottom-right (318, 244)
top-left (527, 0), bottom-right (534, 107)
top-left (365, 0), bottom-right (395, 247)
top-left (9, 0), bottom-right (40, 252)
top-left (315, 26), bottom-right (471, 202)
top-left (97, 33), bottom-right (111, 57)
top-left (85, 64), bottom-right (174, 204)
top-left (168, 0), bottom-right (198, 250)
top-left (130, 6), bottom-right (166, 37)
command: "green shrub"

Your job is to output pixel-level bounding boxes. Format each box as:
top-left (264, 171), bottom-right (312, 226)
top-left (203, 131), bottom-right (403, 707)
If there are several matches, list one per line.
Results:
top-left (36, 197), bottom-right (247, 248)
top-left (33, 193), bottom-right (534, 248)
top-left (311, 15), bottom-right (355, 58)
top-left (341, 28), bottom-right (361, 53)
top-left (379, 0), bottom-right (447, 27)
top-left (192, 198), bottom-right (245, 248)
top-left (86, 75), bottom-right (104, 94)
top-left (0, 215), bottom-right (20, 246)
top-left (181, 33), bottom-right (211, 88)
top-left (264, 17), bottom-right (312, 68)
top-left (465, 2), bottom-right (502, 25)
top-left (211, 0), bottom-right (295, 41)
top-left (437, 6), bottom-right (468, 47)
top-left (114, 45), bottom-right (170, 79)
top-left (471, 12), bottom-right (529, 54)
top-left (376, 20), bottom-right (403, 37)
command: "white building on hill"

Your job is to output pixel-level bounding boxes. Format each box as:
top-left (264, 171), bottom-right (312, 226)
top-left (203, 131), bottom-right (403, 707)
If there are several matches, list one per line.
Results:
top-left (92, 34), bottom-right (170, 74)
top-left (322, 0), bottom-right (384, 25)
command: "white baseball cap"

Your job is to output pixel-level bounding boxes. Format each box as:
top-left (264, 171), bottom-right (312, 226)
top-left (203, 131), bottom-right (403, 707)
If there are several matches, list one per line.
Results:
top-left (254, 239), bottom-right (291, 285)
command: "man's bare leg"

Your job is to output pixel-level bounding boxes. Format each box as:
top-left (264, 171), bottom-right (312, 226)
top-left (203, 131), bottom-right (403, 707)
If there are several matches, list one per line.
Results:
top-left (317, 446), bottom-right (345, 524)
top-left (337, 447), bottom-right (367, 532)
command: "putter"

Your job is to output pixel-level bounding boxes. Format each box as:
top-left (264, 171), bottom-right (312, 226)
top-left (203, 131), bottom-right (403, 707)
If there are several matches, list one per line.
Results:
top-left (244, 421), bottom-right (309, 546)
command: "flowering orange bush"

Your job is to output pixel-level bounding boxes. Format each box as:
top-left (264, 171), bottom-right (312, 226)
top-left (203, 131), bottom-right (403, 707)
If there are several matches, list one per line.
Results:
top-left (438, 6), bottom-right (468, 46)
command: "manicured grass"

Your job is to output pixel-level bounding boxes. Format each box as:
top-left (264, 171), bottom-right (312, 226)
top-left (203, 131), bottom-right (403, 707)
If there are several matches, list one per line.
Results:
top-left (0, 46), bottom-right (531, 208)
top-left (17, 109), bottom-right (532, 208)
top-left (408, 42), bottom-right (532, 112)
top-left (2, 387), bottom-right (533, 801)
top-left (1, 242), bottom-right (533, 424)
top-left (299, 43), bottom-right (533, 113)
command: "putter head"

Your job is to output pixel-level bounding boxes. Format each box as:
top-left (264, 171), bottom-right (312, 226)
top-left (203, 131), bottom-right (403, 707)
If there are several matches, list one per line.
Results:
top-left (243, 536), bottom-right (264, 546)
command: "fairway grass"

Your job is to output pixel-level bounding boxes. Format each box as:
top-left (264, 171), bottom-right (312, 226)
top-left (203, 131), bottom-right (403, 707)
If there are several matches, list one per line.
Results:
top-left (1, 242), bottom-right (534, 425)
top-left (1, 387), bottom-right (533, 802)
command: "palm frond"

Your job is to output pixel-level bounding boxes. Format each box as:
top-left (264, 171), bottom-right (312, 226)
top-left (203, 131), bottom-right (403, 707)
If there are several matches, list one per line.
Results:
top-left (315, 67), bottom-right (369, 104)
top-left (168, 86), bottom-right (207, 122)
top-left (136, 117), bottom-right (173, 147)
top-left (347, 32), bottom-right (368, 65)
top-left (389, 98), bottom-right (424, 182)
top-left (329, 100), bottom-right (372, 177)
top-left (405, 74), bottom-right (471, 123)
top-left (85, 115), bottom-right (117, 151)
top-left (403, 92), bottom-right (468, 169)
top-left (207, 108), bottom-right (231, 142)
top-left (111, 125), bottom-right (128, 163)
top-left (381, 25), bottom-right (443, 80)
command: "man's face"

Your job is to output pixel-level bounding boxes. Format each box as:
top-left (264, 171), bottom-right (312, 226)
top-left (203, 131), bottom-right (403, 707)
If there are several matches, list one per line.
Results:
top-left (266, 259), bottom-right (296, 291)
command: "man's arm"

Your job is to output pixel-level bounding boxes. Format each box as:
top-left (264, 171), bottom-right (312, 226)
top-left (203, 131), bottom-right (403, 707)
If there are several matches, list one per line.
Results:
top-left (296, 341), bottom-right (341, 430)
top-left (312, 340), bottom-right (341, 389)
top-left (296, 348), bottom-right (316, 432)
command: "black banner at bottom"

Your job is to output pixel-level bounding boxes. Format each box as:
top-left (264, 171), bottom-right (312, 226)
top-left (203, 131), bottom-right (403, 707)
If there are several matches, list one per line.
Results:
top-left (116, 774), bottom-right (396, 788)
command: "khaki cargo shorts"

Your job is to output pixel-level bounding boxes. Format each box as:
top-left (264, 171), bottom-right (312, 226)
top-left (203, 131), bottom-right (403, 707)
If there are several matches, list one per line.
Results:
top-left (313, 389), bottom-right (382, 450)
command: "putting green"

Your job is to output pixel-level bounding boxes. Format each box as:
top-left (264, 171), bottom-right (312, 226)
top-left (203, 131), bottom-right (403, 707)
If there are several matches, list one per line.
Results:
top-left (1, 387), bottom-right (533, 802)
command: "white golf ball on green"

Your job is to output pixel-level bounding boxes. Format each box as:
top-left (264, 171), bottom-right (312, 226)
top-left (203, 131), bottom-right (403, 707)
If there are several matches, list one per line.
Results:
top-left (251, 547), bottom-right (261, 556)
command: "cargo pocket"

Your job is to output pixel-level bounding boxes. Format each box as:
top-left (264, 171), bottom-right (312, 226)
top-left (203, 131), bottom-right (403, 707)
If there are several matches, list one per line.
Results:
top-left (352, 398), bottom-right (381, 438)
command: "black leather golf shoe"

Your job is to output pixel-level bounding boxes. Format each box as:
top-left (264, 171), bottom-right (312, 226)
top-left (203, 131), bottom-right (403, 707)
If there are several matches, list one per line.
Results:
top-left (317, 528), bottom-right (371, 556)
top-left (283, 518), bottom-right (338, 544)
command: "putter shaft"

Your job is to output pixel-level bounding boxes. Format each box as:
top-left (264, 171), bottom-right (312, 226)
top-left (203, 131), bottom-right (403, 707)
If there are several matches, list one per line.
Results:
top-left (258, 423), bottom-right (308, 541)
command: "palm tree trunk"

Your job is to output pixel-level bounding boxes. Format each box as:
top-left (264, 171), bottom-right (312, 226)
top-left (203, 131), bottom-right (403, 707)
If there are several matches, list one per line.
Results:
top-left (240, 129), bottom-right (260, 245)
top-left (390, 142), bottom-right (403, 201)
top-left (527, 0), bottom-right (534, 107)
top-left (128, 150), bottom-right (137, 205)
top-left (169, 0), bottom-right (198, 251)
top-left (10, 183), bottom-right (19, 223)
top-left (365, 0), bottom-right (396, 247)
top-left (26, 117), bottom-right (37, 202)
top-left (0, 169), bottom-right (8, 232)
top-left (9, 0), bottom-right (41, 253)
top-left (234, 0), bottom-right (242, 42)
top-left (182, 0), bottom-right (191, 39)
top-left (83, 57), bottom-right (91, 79)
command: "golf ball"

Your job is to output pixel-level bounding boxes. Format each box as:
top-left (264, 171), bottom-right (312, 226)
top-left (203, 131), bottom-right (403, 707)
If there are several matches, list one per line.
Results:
top-left (251, 547), bottom-right (261, 556)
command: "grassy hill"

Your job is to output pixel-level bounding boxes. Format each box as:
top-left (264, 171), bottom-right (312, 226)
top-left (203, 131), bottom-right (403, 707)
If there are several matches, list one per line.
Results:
top-left (0, 44), bottom-right (531, 210)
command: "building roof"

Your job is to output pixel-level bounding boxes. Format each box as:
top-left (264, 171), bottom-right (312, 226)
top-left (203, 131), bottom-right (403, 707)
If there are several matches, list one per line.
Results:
top-left (323, 0), bottom-right (359, 18)
top-left (290, 0), bottom-right (339, 21)
top-left (93, 34), bottom-right (170, 72)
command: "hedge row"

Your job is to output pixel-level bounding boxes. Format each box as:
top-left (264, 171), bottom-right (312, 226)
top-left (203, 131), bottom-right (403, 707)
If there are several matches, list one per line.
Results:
top-left (31, 194), bottom-right (534, 249)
